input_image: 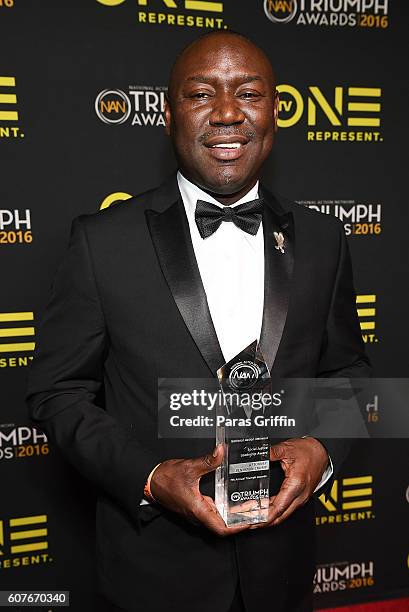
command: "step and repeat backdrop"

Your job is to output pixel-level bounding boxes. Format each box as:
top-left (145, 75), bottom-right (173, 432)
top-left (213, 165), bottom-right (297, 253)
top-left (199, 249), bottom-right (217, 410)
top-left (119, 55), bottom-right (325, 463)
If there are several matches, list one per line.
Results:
top-left (1, 1), bottom-right (408, 610)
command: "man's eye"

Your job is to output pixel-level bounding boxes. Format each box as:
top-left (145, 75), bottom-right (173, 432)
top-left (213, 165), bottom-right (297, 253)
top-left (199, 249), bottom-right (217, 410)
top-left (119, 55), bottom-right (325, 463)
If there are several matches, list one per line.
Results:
top-left (239, 92), bottom-right (259, 99)
top-left (192, 92), bottom-right (210, 99)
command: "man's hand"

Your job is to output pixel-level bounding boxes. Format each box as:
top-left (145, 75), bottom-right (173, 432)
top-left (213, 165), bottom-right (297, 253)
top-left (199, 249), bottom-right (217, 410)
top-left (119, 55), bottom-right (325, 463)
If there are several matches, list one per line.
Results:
top-left (250, 437), bottom-right (329, 529)
top-left (150, 444), bottom-right (249, 536)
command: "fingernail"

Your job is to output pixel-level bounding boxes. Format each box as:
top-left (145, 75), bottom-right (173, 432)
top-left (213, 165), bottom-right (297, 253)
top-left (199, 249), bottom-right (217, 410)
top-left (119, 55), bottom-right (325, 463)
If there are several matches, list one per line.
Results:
top-left (212, 445), bottom-right (218, 457)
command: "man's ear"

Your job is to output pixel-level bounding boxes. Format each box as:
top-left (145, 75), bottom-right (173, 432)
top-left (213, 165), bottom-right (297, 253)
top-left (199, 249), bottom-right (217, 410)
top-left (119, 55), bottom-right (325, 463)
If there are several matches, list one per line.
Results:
top-left (164, 94), bottom-right (172, 136)
top-left (273, 89), bottom-right (279, 133)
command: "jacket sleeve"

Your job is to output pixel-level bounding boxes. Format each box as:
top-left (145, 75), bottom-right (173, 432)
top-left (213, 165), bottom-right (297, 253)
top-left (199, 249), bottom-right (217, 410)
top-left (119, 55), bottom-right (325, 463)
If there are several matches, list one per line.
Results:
top-left (312, 220), bottom-right (372, 496)
top-left (25, 216), bottom-right (159, 526)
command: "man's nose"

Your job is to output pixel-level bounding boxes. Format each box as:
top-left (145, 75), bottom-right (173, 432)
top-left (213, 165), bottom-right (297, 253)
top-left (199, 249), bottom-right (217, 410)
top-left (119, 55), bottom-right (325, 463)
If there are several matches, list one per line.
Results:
top-left (209, 93), bottom-right (245, 126)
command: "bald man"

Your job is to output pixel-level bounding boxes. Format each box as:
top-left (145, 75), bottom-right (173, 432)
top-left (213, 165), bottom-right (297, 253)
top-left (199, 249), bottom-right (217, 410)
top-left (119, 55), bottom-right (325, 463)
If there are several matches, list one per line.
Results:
top-left (26, 31), bottom-right (370, 612)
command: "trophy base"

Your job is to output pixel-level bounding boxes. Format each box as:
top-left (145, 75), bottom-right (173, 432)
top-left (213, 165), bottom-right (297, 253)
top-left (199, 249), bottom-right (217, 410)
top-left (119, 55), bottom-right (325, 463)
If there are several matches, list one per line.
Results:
top-left (225, 509), bottom-right (269, 527)
top-left (216, 499), bottom-right (270, 527)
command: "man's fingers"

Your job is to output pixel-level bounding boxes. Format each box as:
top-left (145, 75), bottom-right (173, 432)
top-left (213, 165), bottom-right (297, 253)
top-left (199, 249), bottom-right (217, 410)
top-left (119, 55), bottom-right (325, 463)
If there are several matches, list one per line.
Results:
top-left (191, 443), bottom-right (224, 477)
top-left (249, 488), bottom-right (308, 530)
top-left (193, 494), bottom-right (249, 536)
top-left (269, 442), bottom-right (286, 462)
top-left (251, 438), bottom-right (326, 529)
top-left (201, 496), bottom-right (250, 534)
top-left (269, 495), bottom-right (307, 526)
top-left (267, 477), bottom-right (305, 523)
top-left (152, 449), bottom-right (253, 536)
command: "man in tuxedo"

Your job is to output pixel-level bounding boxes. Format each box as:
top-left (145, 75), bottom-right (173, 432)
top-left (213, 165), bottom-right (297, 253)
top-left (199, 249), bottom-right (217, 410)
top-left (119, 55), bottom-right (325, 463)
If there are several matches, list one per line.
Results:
top-left (26, 31), bottom-right (370, 612)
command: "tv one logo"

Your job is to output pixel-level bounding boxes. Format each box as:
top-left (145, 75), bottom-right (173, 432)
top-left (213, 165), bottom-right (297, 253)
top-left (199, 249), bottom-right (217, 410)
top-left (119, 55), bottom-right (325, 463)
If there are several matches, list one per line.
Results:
top-left (96, 0), bottom-right (225, 29)
top-left (96, 0), bottom-right (222, 7)
top-left (356, 294), bottom-right (377, 344)
top-left (0, 514), bottom-right (51, 569)
top-left (277, 85), bottom-right (382, 142)
top-left (316, 475), bottom-right (374, 525)
top-left (0, 311), bottom-right (36, 369)
top-left (0, 76), bottom-right (24, 140)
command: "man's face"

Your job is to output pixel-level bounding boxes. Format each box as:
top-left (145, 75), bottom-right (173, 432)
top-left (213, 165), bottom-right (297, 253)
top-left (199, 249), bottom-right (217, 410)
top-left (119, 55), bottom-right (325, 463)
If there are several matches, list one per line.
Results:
top-left (165, 35), bottom-right (279, 197)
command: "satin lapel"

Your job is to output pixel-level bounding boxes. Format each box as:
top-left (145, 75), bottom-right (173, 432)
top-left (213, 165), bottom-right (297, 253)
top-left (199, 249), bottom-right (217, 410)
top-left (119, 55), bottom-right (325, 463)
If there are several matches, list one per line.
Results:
top-left (145, 197), bottom-right (225, 376)
top-left (259, 188), bottom-right (295, 373)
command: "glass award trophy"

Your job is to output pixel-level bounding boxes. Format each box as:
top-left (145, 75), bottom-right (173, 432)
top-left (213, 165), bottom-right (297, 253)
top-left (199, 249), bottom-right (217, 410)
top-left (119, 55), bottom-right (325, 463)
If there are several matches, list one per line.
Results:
top-left (215, 340), bottom-right (271, 527)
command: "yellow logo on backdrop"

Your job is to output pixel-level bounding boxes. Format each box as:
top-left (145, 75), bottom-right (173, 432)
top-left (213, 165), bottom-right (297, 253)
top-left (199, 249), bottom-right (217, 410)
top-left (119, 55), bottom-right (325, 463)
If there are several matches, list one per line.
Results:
top-left (316, 475), bottom-right (374, 525)
top-left (0, 312), bottom-right (35, 368)
top-left (356, 294), bottom-right (378, 344)
top-left (0, 514), bottom-right (51, 569)
top-left (97, 0), bottom-right (222, 9)
top-left (0, 76), bottom-right (24, 139)
top-left (137, 0), bottom-right (223, 8)
top-left (96, 0), bottom-right (225, 28)
top-left (277, 85), bottom-right (382, 142)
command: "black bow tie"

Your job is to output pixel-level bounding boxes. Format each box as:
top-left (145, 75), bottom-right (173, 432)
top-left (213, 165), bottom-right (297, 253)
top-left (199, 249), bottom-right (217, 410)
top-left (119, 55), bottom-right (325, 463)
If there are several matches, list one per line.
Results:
top-left (195, 198), bottom-right (263, 239)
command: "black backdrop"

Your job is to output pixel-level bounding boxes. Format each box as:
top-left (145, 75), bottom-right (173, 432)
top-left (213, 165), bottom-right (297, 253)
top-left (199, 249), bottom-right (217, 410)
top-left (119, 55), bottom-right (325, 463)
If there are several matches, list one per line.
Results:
top-left (1, 1), bottom-right (408, 610)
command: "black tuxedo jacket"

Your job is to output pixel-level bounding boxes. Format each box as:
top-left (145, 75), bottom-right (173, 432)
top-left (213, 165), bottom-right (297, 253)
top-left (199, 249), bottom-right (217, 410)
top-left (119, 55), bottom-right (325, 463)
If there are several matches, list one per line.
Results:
top-left (26, 174), bottom-right (370, 612)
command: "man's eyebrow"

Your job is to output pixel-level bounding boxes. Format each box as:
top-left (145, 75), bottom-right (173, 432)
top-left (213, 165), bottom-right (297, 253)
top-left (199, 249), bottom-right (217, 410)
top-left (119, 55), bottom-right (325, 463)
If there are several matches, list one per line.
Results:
top-left (185, 74), bottom-right (264, 84)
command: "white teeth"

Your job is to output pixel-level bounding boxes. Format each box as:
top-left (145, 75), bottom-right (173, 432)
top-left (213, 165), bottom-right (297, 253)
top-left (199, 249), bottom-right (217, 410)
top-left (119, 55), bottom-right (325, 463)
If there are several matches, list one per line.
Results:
top-left (212, 142), bottom-right (241, 149)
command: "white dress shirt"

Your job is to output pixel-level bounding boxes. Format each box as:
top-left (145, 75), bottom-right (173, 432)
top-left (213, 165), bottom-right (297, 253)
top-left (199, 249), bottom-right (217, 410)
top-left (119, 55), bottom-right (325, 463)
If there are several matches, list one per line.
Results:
top-left (178, 171), bottom-right (264, 364)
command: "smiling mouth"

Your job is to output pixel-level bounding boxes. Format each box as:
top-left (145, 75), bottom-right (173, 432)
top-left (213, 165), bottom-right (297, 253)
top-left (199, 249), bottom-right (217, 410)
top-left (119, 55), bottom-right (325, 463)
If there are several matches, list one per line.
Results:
top-left (204, 141), bottom-right (248, 162)
top-left (210, 142), bottom-right (243, 149)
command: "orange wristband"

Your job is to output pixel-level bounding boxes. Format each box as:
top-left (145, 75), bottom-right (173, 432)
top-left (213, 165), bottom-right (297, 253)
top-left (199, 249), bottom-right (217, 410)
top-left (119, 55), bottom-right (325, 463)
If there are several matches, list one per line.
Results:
top-left (143, 463), bottom-right (162, 503)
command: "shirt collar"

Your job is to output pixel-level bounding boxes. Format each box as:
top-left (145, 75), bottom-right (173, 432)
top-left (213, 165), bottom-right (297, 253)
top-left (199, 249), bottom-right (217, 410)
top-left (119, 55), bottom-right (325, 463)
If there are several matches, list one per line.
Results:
top-left (177, 170), bottom-right (259, 222)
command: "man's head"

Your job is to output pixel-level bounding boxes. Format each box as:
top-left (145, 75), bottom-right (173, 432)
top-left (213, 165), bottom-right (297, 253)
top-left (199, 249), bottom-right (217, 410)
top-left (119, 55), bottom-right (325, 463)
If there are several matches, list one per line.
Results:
top-left (165, 31), bottom-right (279, 203)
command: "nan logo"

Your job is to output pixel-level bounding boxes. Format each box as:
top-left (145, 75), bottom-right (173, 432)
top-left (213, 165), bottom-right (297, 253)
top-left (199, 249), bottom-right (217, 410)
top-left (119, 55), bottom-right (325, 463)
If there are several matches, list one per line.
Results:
top-left (95, 86), bottom-right (166, 127)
